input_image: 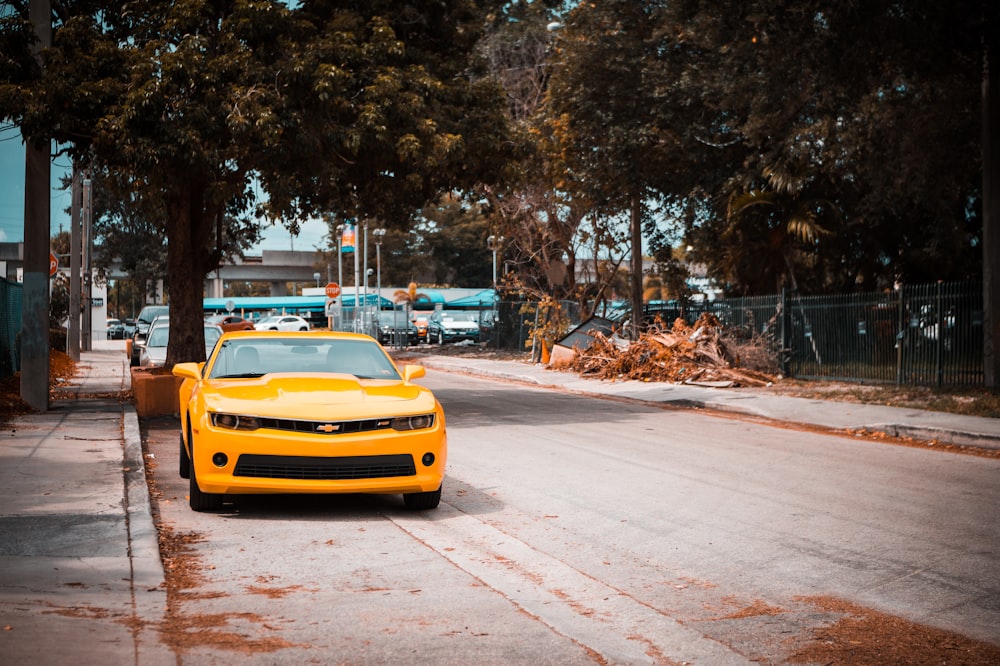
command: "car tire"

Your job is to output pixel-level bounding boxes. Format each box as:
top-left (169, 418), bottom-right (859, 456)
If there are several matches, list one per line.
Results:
top-left (299, 326), bottom-right (307, 331)
top-left (403, 485), bottom-right (442, 510)
top-left (437, 331), bottom-right (444, 345)
top-left (179, 432), bottom-right (190, 479)
top-left (188, 434), bottom-right (223, 512)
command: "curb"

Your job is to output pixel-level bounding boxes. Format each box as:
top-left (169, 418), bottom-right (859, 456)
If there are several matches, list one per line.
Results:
top-left (122, 404), bottom-right (171, 662)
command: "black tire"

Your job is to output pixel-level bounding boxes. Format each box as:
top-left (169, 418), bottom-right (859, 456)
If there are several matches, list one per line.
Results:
top-left (179, 432), bottom-right (190, 479)
top-left (188, 435), bottom-right (224, 512)
top-left (437, 331), bottom-right (444, 345)
top-left (403, 485), bottom-right (442, 510)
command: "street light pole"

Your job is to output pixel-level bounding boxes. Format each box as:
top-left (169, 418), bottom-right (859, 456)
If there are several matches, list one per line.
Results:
top-left (373, 228), bottom-right (386, 341)
top-left (362, 220), bottom-right (369, 327)
top-left (487, 234), bottom-right (504, 288)
top-left (336, 224), bottom-right (344, 289)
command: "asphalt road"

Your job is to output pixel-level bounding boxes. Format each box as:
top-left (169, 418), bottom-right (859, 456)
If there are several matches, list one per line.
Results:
top-left (143, 369), bottom-right (1000, 664)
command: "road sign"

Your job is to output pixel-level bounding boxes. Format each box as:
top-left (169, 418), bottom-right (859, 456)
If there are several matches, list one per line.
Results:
top-left (325, 282), bottom-right (341, 299)
top-left (49, 253), bottom-right (58, 277)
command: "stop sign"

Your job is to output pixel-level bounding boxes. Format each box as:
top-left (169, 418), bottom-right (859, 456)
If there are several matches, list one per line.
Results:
top-left (325, 282), bottom-right (341, 299)
top-left (49, 252), bottom-right (58, 277)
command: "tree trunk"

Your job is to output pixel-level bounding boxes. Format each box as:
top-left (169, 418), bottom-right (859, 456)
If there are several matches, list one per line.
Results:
top-left (629, 192), bottom-right (643, 339)
top-left (164, 185), bottom-right (212, 367)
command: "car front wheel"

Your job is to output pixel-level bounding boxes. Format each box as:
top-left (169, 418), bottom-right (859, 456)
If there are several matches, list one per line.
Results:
top-left (403, 485), bottom-right (442, 510)
top-left (188, 434), bottom-right (223, 512)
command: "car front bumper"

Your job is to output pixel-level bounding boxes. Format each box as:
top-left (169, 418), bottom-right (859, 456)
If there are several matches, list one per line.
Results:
top-left (189, 416), bottom-right (447, 496)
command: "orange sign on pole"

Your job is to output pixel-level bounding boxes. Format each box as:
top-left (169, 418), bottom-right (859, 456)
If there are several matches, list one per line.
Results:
top-left (325, 282), bottom-right (342, 299)
top-left (49, 252), bottom-right (58, 277)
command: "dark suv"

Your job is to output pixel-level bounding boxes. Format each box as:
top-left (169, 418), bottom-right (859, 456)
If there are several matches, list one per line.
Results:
top-left (130, 305), bottom-right (169, 366)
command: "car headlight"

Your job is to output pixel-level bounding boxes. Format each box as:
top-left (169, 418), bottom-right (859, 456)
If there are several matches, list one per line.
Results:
top-left (387, 414), bottom-right (435, 431)
top-left (211, 413), bottom-right (260, 431)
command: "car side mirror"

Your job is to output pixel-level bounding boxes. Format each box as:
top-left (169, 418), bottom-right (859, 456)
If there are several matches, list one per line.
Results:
top-left (172, 362), bottom-right (202, 380)
top-left (402, 364), bottom-right (426, 382)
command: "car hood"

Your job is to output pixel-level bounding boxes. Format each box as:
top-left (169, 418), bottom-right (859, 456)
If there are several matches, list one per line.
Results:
top-left (200, 374), bottom-right (437, 419)
top-left (440, 321), bottom-right (479, 330)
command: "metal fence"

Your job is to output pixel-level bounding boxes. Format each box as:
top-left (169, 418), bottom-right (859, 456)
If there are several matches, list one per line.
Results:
top-left (431, 284), bottom-right (984, 387)
top-left (0, 278), bottom-right (23, 379)
top-left (639, 281), bottom-right (984, 387)
top-left (0, 272), bottom-right (983, 387)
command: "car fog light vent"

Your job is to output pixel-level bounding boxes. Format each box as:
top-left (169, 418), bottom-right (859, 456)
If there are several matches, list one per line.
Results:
top-left (421, 453), bottom-right (435, 467)
top-left (212, 452), bottom-right (229, 467)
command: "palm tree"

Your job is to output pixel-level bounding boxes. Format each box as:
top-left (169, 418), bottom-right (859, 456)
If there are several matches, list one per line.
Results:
top-left (723, 167), bottom-right (841, 293)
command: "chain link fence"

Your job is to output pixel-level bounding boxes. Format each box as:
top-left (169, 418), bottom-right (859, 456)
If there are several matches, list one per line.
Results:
top-left (0, 278), bottom-right (23, 379)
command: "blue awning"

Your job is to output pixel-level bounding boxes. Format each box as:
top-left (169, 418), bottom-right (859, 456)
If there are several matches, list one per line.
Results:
top-left (445, 289), bottom-right (497, 308)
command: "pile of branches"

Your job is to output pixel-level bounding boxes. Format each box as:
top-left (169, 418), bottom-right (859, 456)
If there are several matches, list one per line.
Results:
top-left (563, 313), bottom-right (780, 387)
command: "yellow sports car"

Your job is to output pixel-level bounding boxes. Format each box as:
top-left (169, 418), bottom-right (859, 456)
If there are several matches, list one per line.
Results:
top-left (172, 331), bottom-right (446, 512)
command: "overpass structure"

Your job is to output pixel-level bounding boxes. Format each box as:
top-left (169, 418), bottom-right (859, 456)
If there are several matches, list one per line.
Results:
top-left (1, 244), bottom-right (328, 296)
top-left (202, 250), bottom-right (329, 297)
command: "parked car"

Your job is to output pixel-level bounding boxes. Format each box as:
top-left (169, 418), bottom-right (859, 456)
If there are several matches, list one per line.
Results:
top-left (139, 319), bottom-right (224, 368)
top-left (477, 310), bottom-right (498, 343)
top-left (378, 317), bottom-right (419, 346)
top-left (106, 318), bottom-right (125, 340)
top-left (254, 315), bottom-right (311, 331)
top-left (205, 314), bottom-right (256, 332)
top-left (427, 310), bottom-right (480, 344)
top-left (172, 331), bottom-right (446, 512)
top-left (130, 305), bottom-right (170, 366)
top-left (411, 314), bottom-right (430, 343)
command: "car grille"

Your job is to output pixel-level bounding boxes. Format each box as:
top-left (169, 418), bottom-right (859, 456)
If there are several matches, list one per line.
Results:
top-left (256, 417), bottom-right (393, 435)
top-left (233, 454), bottom-right (416, 480)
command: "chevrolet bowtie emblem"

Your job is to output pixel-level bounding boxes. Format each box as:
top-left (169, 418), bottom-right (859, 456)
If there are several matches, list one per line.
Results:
top-left (316, 423), bottom-right (340, 433)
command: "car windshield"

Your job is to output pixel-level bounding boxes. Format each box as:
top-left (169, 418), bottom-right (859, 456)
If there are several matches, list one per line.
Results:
top-left (257, 316), bottom-right (280, 324)
top-left (146, 325), bottom-right (169, 347)
top-left (207, 338), bottom-right (401, 380)
top-left (441, 312), bottom-right (475, 322)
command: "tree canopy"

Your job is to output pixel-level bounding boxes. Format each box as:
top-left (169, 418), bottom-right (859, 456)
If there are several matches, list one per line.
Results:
top-left (1, 0), bottom-right (512, 363)
top-left (1, 0), bottom-right (991, 363)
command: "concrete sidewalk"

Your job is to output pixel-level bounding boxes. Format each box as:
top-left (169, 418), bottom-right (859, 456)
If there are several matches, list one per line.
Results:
top-left (0, 341), bottom-right (172, 665)
top-left (408, 353), bottom-right (1000, 452)
top-left (0, 342), bottom-right (996, 664)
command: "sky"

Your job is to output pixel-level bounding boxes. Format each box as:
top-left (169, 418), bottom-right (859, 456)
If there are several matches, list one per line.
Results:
top-left (0, 130), bottom-right (331, 254)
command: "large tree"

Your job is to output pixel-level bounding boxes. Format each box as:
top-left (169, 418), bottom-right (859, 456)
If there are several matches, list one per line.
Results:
top-left (1, 0), bottom-right (512, 364)
top-left (543, 0), bottom-right (680, 333)
top-left (652, 0), bottom-right (984, 293)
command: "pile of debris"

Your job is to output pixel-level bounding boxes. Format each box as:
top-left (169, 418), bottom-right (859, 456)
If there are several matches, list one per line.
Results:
top-left (558, 313), bottom-right (780, 387)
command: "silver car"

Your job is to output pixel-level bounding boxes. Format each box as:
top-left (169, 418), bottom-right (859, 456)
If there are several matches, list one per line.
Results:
top-left (139, 320), bottom-right (224, 367)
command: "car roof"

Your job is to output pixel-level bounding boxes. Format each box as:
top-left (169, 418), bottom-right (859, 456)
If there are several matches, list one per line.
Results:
top-left (219, 330), bottom-right (370, 342)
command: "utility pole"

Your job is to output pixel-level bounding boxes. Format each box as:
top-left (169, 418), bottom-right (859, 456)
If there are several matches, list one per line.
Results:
top-left (68, 169), bottom-right (81, 361)
top-left (21, 0), bottom-right (52, 411)
top-left (81, 174), bottom-right (92, 351)
top-left (984, 7), bottom-right (1000, 388)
